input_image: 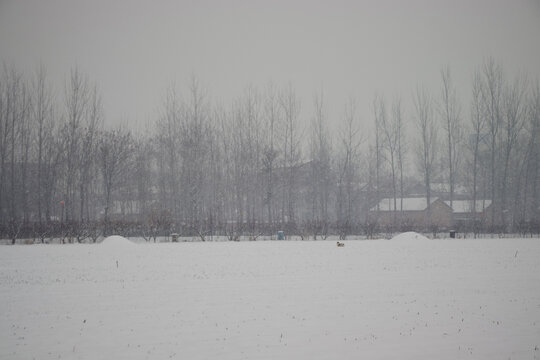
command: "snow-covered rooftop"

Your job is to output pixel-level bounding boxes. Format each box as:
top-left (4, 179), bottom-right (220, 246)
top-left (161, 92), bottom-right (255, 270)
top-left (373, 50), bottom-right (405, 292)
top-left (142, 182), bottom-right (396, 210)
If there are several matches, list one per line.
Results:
top-left (372, 197), bottom-right (437, 212)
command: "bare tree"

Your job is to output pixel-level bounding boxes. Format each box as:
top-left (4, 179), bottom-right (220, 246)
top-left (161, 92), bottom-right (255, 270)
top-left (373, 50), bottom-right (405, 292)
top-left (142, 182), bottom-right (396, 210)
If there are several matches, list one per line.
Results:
top-left (38, 102), bottom-right (63, 224)
top-left (279, 83), bottom-right (302, 225)
top-left (206, 107), bottom-right (225, 237)
top-left (62, 68), bottom-right (90, 223)
top-left (336, 98), bottom-right (362, 239)
top-left (242, 86), bottom-right (263, 226)
top-left (511, 82), bottom-right (537, 230)
top-left (480, 58), bottom-right (503, 229)
top-left (523, 80), bottom-right (540, 225)
top-left (2, 67), bottom-right (22, 224)
top-left (414, 86), bottom-right (437, 229)
top-left (500, 73), bottom-right (528, 227)
top-left (469, 69), bottom-right (488, 235)
top-left (78, 85), bottom-right (102, 223)
top-left (99, 128), bottom-right (133, 235)
top-left (161, 85), bottom-right (182, 220)
top-left (309, 89), bottom-right (332, 235)
top-left (32, 64), bottom-right (55, 224)
top-left (262, 83), bottom-right (281, 227)
top-left (0, 68), bottom-right (6, 225)
top-left (372, 95), bottom-right (383, 213)
top-left (0, 66), bottom-right (34, 241)
top-left (216, 106), bottom-right (235, 227)
top-left (230, 99), bottom-right (248, 226)
top-left (132, 134), bottom-right (154, 222)
top-left (439, 66), bottom-right (462, 221)
top-left (179, 77), bottom-right (211, 231)
top-left (6, 67), bottom-right (19, 225)
top-left (380, 96), bottom-right (399, 227)
top-left (17, 76), bottom-right (32, 224)
top-left (393, 98), bottom-right (406, 215)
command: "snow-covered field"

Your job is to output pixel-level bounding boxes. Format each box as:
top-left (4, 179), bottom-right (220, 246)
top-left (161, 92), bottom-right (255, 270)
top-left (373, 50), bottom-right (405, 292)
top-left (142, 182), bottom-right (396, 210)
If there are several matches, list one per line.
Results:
top-left (1, 234), bottom-right (539, 359)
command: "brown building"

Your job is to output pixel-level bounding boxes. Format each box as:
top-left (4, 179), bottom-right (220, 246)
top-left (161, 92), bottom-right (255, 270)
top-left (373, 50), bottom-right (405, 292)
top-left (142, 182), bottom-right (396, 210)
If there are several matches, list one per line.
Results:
top-left (369, 197), bottom-right (453, 229)
top-left (444, 200), bottom-right (492, 228)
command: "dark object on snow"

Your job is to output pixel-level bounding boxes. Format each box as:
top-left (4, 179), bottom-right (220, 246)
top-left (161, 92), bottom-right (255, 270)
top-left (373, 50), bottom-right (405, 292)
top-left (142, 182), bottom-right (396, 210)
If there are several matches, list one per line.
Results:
top-left (449, 230), bottom-right (456, 239)
top-left (277, 231), bottom-right (285, 240)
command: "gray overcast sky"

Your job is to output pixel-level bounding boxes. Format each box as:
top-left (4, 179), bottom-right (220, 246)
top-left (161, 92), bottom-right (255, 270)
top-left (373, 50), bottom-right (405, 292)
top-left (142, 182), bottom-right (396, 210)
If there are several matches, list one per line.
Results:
top-left (1, 0), bottom-right (539, 132)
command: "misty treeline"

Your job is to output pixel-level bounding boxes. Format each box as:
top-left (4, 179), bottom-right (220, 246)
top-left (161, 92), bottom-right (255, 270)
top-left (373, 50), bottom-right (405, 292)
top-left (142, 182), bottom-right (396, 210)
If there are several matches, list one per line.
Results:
top-left (1, 58), bottom-right (540, 243)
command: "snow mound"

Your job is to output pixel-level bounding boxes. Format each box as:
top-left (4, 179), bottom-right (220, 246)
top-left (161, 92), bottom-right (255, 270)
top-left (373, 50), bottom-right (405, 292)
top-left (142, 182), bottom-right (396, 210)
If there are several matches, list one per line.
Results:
top-left (101, 235), bottom-right (135, 248)
top-left (390, 232), bottom-right (430, 241)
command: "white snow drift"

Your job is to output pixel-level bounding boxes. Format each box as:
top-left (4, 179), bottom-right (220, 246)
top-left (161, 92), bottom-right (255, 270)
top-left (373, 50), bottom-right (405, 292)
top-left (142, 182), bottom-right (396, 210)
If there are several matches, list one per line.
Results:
top-left (390, 231), bottom-right (430, 241)
top-left (101, 235), bottom-right (136, 248)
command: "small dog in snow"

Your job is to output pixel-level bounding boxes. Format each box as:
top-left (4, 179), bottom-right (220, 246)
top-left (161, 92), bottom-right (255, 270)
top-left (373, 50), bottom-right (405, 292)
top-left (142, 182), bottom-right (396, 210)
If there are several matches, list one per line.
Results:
top-left (336, 241), bottom-right (345, 247)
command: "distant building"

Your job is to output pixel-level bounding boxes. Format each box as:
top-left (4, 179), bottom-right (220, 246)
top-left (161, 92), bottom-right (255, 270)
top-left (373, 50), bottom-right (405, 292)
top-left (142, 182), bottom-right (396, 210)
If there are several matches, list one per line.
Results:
top-left (444, 200), bottom-right (492, 228)
top-left (369, 197), bottom-right (453, 229)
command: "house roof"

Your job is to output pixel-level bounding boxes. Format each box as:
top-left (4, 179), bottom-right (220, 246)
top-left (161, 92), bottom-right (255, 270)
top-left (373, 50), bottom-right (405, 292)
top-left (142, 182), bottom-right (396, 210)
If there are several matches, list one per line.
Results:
top-left (444, 200), bottom-right (492, 213)
top-left (372, 197), bottom-right (439, 212)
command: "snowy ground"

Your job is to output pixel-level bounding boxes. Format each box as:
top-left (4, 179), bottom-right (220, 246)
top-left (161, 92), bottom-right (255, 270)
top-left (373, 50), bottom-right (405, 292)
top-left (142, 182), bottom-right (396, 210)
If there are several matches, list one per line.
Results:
top-left (1, 235), bottom-right (539, 359)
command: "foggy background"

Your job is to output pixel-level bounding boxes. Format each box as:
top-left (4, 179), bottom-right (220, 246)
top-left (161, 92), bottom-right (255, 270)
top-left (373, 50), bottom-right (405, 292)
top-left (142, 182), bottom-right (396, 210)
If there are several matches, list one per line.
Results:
top-left (1, 0), bottom-right (540, 241)
top-left (2, 0), bottom-right (539, 130)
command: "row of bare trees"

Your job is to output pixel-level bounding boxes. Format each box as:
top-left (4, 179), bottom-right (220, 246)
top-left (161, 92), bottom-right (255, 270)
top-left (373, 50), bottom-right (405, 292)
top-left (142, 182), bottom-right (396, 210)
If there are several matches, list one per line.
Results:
top-left (1, 58), bottom-right (540, 241)
top-left (0, 66), bottom-right (136, 242)
top-left (409, 59), bottom-right (540, 234)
